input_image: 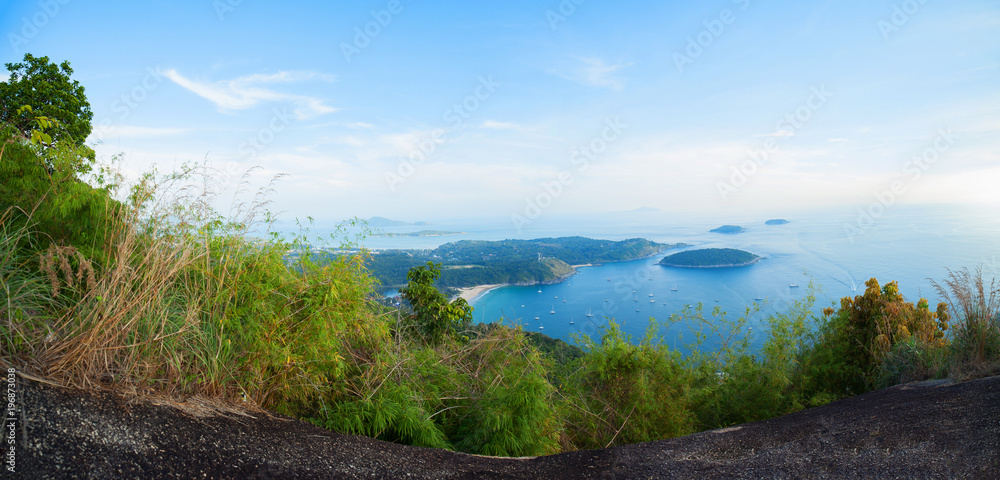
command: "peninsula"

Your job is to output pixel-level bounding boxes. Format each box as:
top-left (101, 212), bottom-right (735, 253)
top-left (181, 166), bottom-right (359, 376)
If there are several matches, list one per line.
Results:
top-left (765, 219), bottom-right (790, 225)
top-left (659, 248), bottom-right (761, 268)
top-left (366, 237), bottom-right (687, 289)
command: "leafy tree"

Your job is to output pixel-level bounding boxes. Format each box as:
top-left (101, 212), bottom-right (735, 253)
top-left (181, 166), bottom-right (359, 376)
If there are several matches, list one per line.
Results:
top-left (0, 54), bottom-right (94, 149)
top-left (399, 262), bottom-right (472, 345)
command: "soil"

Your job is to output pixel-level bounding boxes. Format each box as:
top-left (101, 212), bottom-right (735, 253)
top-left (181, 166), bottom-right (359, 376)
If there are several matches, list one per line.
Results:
top-left (11, 375), bottom-right (1000, 479)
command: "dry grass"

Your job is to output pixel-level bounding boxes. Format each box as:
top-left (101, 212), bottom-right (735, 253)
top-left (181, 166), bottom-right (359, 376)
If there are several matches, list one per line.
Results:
top-left (930, 266), bottom-right (1000, 379)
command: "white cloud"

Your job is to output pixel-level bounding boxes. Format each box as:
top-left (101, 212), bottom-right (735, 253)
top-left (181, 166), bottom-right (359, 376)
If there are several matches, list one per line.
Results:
top-left (480, 120), bottom-right (520, 130)
top-left (549, 56), bottom-right (632, 90)
top-left (164, 69), bottom-right (338, 119)
top-left (757, 130), bottom-right (795, 138)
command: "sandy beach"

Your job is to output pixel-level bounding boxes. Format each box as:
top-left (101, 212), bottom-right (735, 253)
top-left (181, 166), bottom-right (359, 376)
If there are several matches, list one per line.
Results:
top-left (456, 284), bottom-right (505, 302)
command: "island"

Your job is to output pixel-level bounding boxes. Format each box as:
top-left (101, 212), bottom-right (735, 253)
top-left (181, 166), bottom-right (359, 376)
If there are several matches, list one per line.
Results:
top-left (364, 237), bottom-right (689, 289)
top-left (710, 225), bottom-right (746, 234)
top-left (765, 219), bottom-right (790, 225)
top-left (371, 230), bottom-right (465, 238)
top-left (658, 248), bottom-right (761, 268)
top-left (366, 216), bottom-right (429, 227)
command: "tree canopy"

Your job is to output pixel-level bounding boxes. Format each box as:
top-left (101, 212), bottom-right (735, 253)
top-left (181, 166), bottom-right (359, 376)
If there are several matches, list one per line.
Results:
top-left (0, 54), bottom-right (93, 148)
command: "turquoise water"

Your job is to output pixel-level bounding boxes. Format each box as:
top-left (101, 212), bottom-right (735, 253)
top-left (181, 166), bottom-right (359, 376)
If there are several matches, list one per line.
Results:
top-left (357, 205), bottom-right (1000, 353)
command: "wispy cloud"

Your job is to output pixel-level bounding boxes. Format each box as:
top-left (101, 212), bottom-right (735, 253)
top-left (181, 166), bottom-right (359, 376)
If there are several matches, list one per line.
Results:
top-left (757, 130), bottom-right (795, 138)
top-left (550, 56), bottom-right (632, 90)
top-left (480, 120), bottom-right (520, 130)
top-left (164, 70), bottom-right (338, 119)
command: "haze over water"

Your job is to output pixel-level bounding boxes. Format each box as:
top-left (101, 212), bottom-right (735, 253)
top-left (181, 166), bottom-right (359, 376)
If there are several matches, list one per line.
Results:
top-left (362, 204), bottom-right (1000, 354)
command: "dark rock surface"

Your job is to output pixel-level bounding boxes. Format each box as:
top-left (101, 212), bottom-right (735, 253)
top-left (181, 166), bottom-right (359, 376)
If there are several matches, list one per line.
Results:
top-left (15, 375), bottom-right (1000, 479)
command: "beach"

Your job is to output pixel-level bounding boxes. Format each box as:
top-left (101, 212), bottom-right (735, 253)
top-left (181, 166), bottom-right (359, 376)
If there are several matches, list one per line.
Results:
top-left (457, 284), bottom-right (505, 302)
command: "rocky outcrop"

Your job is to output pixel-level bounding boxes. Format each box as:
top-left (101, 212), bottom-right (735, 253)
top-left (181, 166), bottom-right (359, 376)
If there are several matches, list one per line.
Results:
top-left (15, 375), bottom-right (1000, 479)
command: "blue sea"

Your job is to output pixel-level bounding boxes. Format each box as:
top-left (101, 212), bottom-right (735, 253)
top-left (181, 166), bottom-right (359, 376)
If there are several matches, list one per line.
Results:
top-left (353, 205), bottom-right (999, 354)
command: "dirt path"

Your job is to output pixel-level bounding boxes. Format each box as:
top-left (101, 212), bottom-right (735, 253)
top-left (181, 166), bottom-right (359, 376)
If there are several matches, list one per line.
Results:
top-left (14, 375), bottom-right (1000, 479)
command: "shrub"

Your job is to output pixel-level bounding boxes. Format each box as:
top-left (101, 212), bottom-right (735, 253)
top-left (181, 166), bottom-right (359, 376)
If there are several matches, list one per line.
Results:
top-left (931, 267), bottom-right (1000, 379)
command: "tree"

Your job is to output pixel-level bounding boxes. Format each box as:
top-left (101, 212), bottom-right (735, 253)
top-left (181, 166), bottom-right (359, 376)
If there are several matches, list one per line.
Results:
top-left (399, 262), bottom-right (473, 345)
top-left (0, 54), bottom-right (93, 148)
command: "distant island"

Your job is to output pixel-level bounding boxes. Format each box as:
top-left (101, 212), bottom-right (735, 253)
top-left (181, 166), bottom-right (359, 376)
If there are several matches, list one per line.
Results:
top-left (659, 248), bottom-right (761, 268)
top-left (371, 230), bottom-right (465, 238)
top-left (365, 237), bottom-right (689, 289)
top-left (366, 216), bottom-right (430, 227)
top-left (765, 219), bottom-right (790, 225)
top-left (710, 225), bottom-right (746, 234)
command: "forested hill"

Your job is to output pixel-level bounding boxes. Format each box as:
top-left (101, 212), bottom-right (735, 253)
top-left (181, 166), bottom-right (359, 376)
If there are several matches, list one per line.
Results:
top-left (658, 248), bottom-right (761, 268)
top-left (367, 237), bottom-right (684, 288)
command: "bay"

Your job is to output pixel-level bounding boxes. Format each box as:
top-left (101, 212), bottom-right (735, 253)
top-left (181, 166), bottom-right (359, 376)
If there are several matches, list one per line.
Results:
top-left (355, 205), bottom-right (1000, 354)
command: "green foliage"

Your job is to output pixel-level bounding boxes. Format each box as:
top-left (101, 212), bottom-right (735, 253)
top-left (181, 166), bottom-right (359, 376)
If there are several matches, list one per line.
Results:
top-left (0, 124), bottom-right (115, 260)
top-left (563, 322), bottom-right (694, 449)
top-left (827, 278), bottom-right (949, 389)
top-left (399, 262), bottom-right (473, 345)
top-left (0, 54), bottom-right (93, 148)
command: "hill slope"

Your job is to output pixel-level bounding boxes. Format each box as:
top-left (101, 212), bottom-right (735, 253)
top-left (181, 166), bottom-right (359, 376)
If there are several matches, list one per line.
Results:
top-left (19, 375), bottom-right (1000, 478)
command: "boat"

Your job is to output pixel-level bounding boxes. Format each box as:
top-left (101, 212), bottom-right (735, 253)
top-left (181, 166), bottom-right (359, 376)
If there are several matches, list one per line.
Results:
top-left (650, 299), bottom-right (655, 303)
top-left (635, 307), bottom-right (640, 312)
top-left (537, 288), bottom-right (542, 293)
top-left (671, 283), bottom-right (678, 292)
top-left (586, 308), bottom-right (594, 318)
top-left (649, 290), bottom-right (654, 297)
top-left (569, 318), bottom-right (575, 325)
top-left (550, 305), bottom-right (555, 314)
top-left (789, 283), bottom-right (799, 288)
top-left (754, 289), bottom-right (764, 301)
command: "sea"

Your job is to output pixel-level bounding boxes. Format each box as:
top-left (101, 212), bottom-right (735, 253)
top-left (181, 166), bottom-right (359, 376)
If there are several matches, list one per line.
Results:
top-left (347, 204), bottom-right (999, 354)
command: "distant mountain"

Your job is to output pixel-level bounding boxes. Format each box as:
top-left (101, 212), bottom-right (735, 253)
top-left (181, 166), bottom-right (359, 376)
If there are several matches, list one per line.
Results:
top-left (628, 207), bottom-right (662, 213)
top-left (367, 216), bottom-right (417, 227)
top-left (765, 219), bottom-right (790, 225)
top-left (710, 225), bottom-right (746, 234)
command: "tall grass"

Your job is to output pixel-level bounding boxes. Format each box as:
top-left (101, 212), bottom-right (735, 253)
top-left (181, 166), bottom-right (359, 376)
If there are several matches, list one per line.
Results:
top-left (931, 266), bottom-right (1000, 378)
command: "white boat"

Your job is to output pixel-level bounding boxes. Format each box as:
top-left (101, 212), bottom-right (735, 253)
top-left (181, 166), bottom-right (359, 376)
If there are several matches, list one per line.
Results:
top-left (586, 308), bottom-right (594, 318)
top-left (789, 283), bottom-right (799, 288)
top-left (670, 283), bottom-right (678, 292)
top-left (754, 289), bottom-right (764, 301)
top-left (569, 318), bottom-right (575, 325)
top-left (537, 288), bottom-right (542, 293)
top-left (550, 305), bottom-right (555, 314)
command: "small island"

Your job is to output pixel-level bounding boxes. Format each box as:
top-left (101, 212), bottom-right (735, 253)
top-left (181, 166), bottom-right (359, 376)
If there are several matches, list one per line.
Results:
top-left (659, 248), bottom-right (761, 268)
top-left (765, 219), bottom-right (790, 225)
top-left (710, 225), bottom-right (746, 234)
top-left (372, 230), bottom-right (465, 238)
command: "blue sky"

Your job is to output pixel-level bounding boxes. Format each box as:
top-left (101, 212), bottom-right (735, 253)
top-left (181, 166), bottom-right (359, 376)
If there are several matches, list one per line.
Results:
top-left (2, 0), bottom-right (998, 223)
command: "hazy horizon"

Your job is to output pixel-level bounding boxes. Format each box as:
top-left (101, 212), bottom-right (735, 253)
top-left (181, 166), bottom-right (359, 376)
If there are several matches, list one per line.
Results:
top-left (4, 1), bottom-right (998, 223)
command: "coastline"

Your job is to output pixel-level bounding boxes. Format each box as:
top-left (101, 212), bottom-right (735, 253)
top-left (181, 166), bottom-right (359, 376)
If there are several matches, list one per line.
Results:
top-left (457, 284), bottom-right (506, 302)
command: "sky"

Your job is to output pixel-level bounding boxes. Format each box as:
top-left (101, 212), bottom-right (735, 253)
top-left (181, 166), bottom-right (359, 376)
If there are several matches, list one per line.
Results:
top-left (2, 0), bottom-right (999, 224)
